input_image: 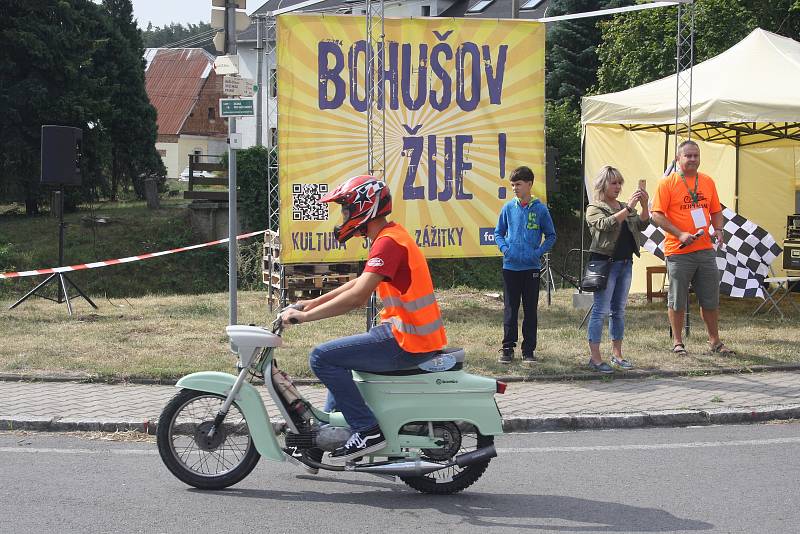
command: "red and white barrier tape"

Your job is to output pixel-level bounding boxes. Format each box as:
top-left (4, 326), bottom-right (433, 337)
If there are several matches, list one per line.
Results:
top-left (0, 230), bottom-right (265, 280)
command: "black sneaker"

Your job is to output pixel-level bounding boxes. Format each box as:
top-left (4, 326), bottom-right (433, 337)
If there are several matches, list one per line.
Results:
top-left (329, 426), bottom-right (386, 464)
top-left (497, 347), bottom-right (514, 364)
top-left (521, 351), bottom-right (537, 365)
top-left (301, 447), bottom-right (325, 475)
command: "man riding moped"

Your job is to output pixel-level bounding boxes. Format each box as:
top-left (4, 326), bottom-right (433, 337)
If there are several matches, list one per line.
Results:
top-left (157, 173), bottom-right (502, 492)
top-left (281, 174), bottom-right (448, 464)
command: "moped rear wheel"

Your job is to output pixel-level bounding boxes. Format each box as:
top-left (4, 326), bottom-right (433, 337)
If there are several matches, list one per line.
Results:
top-left (157, 389), bottom-right (260, 490)
top-left (399, 422), bottom-right (494, 495)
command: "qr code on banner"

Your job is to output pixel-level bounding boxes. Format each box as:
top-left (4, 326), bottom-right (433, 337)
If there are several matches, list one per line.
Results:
top-left (292, 183), bottom-right (329, 221)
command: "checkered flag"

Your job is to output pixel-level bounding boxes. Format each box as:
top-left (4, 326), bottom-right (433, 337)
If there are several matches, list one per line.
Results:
top-left (641, 207), bottom-right (782, 299)
top-left (641, 224), bottom-right (666, 260)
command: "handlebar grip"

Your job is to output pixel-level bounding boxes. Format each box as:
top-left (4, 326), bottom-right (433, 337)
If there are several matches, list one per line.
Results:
top-left (289, 317), bottom-right (299, 324)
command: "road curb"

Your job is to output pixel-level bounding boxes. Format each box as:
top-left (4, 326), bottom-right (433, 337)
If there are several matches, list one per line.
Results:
top-left (3, 364), bottom-right (800, 386)
top-left (4, 405), bottom-right (799, 435)
top-left (501, 404), bottom-right (800, 432)
top-left (0, 416), bottom-right (288, 436)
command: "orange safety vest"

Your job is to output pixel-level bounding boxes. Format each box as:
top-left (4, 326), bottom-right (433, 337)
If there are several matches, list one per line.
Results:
top-left (375, 224), bottom-right (447, 353)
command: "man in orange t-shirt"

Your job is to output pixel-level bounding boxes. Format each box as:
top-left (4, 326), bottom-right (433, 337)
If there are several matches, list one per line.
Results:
top-left (651, 140), bottom-right (736, 357)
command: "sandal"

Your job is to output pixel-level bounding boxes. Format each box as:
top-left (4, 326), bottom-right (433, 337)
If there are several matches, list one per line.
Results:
top-left (708, 342), bottom-right (736, 356)
top-left (672, 343), bottom-right (688, 355)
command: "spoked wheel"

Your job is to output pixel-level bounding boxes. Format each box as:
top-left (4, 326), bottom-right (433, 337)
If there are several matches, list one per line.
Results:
top-left (399, 422), bottom-right (494, 495)
top-left (157, 389), bottom-right (260, 490)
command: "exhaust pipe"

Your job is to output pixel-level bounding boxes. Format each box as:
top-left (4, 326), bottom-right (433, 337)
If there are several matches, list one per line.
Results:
top-left (350, 444), bottom-right (498, 476)
top-left (350, 459), bottom-right (447, 476)
top-left (455, 444), bottom-right (497, 467)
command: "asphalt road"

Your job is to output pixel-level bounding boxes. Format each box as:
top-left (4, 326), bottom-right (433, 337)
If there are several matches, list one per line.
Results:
top-left (2, 423), bottom-right (799, 533)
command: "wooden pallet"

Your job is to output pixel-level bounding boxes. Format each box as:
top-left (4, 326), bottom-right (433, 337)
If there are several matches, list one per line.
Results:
top-left (262, 232), bottom-right (359, 278)
top-left (265, 270), bottom-right (359, 308)
top-left (262, 229), bottom-right (363, 309)
top-left (263, 257), bottom-right (359, 276)
top-left (265, 272), bottom-right (356, 290)
top-left (264, 230), bottom-right (280, 252)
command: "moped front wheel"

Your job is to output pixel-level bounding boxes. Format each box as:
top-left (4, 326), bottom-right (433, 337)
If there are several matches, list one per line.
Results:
top-left (157, 389), bottom-right (260, 490)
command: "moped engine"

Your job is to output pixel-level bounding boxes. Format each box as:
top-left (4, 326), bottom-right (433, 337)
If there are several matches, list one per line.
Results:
top-left (285, 424), bottom-right (352, 452)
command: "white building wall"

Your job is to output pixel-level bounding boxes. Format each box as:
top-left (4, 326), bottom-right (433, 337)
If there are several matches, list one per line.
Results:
top-left (156, 141), bottom-right (182, 180)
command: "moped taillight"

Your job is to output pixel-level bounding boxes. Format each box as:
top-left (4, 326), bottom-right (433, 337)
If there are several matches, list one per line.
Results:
top-left (496, 381), bottom-right (507, 394)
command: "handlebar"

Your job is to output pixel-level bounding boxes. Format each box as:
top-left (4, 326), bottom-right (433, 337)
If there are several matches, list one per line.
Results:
top-left (271, 303), bottom-right (306, 334)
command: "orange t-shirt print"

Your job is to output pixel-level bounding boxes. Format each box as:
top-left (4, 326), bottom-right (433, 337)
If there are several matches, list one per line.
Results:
top-left (651, 172), bottom-right (722, 256)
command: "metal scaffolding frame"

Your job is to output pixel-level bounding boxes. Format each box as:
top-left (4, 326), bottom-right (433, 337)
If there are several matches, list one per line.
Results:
top-left (256, 14), bottom-right (284, 310)
top-left (260, 4), bottom-right (387, 315)
top-left (365, 0), bottom-right (387, 180)
top-left (673, 0), bottom-right (696, 337)
top-left (673, 0), bottom-right (695, 151)
top-left (365, 0), bottom-right (386, 329)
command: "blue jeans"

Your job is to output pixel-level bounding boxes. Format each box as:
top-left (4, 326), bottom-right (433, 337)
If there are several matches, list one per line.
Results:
top-left (310, 323), bottom-right (434, 432)
top-left (587, 259), bottom-right (633, 344)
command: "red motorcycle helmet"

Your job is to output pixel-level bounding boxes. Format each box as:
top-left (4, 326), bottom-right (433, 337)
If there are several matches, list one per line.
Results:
top-left (320, 175), bottom-right (392, 243)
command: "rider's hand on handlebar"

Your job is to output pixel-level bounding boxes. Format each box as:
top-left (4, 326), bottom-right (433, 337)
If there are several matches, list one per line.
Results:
top-left (281, 307), bottom-right (305, 326)
top-left (295, 299), bottom-right (316, 312)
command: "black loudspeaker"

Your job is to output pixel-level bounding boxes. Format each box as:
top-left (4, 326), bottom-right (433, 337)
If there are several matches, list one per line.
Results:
top-left (545, 146), bottom-right (560, 193)
top-left (41, 125), bottom-right (82, 186)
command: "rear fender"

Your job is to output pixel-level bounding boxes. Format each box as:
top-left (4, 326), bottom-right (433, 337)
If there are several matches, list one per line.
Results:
top-left (176, 372), bottom-right (284, 462)
top-left (354, 369), bottom-right (504, 453)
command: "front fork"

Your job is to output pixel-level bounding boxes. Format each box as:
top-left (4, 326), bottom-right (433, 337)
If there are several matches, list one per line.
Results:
top-left (175, 370), bottom-right (286, 461)
top-left (207, 365), bottom-right (252, 439)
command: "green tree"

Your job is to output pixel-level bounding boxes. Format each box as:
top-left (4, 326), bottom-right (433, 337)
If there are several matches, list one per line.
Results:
top-left (0, 0), bottom-right (108, 214)
top-left (546, 0), bottom-right (634, 107)
top-left (141, 22), bottom-right (217, 56)
top-left (234, 145), bottom-right (277, 232)
top-left (544, 1), bottom-right (634, 221)
top-left (742, 0), bottom-right (800, 40)
top-left (100, 0), bottom-right (165, 200)
top-left (594, 0), bottom-right (800, 94)
top-left (0, 0), bottom-right (164, 213)
top-left (545, 101), bottom-right (582, 218)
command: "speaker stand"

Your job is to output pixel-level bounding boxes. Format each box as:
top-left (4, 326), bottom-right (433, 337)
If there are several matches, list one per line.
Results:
top-left (9, 187), bottom-right (97, 316)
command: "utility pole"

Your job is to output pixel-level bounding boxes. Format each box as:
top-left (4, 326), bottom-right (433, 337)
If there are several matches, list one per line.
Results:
top-left (226, 0), bottom-right (239, 327)
top-left (255, 16), bottom-right (264, 147)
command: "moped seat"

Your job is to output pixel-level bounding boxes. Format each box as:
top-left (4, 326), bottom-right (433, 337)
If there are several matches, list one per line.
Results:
top-left (368, 347), bottom-right (465, 375)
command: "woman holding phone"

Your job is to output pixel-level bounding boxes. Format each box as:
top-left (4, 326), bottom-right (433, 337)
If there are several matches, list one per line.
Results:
top-left (584, 166), bottom-right (650, 373)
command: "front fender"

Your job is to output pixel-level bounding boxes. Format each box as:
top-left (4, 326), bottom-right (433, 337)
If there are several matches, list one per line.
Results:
top-left (176, 371), bottom-right (284, 462)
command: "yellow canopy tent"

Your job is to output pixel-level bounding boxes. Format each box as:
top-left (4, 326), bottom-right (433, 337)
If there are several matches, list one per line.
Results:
top-left (581, 28), bottom-right (800, 294)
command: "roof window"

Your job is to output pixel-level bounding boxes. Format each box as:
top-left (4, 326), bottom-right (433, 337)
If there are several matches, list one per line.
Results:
top-left (467, 0), bottom-right (494, 13)
top-left (521, 0), bottom-right (545, 8)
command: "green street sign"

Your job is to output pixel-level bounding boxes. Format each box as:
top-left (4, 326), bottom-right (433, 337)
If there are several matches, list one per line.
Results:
top-left (220, 98), bottom-right (254, 117)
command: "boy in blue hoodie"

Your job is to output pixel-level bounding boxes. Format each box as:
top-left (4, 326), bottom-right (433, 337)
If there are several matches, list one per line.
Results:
top-left (494, 166), bottom-right (556, 364)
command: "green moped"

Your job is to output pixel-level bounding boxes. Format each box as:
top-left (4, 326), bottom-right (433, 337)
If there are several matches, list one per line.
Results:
top-left (157, 309), bottom-right (505, 494)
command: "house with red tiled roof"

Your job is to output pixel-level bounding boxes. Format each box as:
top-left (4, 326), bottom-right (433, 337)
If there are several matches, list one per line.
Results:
top-left (144, 48), bottom-right (228, 179)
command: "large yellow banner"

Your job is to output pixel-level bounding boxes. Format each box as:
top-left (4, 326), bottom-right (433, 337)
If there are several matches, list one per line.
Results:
top-left (277, 14), bottom-right (545, 264)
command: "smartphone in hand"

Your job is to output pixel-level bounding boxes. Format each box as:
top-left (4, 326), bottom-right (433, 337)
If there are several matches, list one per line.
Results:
top-left (638, 179), bottom-right (647, 191)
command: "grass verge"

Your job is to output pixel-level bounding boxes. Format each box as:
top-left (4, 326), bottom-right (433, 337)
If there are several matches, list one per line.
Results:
top-left (1, 288), bottom-right (798, 381)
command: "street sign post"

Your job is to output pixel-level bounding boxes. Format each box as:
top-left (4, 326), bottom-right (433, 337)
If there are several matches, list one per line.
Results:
top-left (223, 76), bottom-right (256, 97)
top-left (213, 55), bottom-right (239, 75)
top-left (219, 98), bottom-right (255, 117)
